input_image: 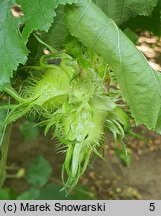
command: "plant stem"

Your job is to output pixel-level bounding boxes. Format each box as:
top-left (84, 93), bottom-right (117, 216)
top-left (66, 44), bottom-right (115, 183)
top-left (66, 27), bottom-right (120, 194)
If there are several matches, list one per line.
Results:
top-left (0, 124), bottom-right (12, 187)
top-left (4, 85), bottom-right (26, 103)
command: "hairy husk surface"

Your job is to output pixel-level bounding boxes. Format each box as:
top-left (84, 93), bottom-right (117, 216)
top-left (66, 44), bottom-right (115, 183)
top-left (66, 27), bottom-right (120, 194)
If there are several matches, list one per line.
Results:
top-left (2, 51), bottom-right (130, 193)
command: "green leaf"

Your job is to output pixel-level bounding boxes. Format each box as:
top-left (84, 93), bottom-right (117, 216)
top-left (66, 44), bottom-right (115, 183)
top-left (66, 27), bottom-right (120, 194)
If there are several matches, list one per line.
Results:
top-left (0, 0), bottom-right (28, 91)
top-left (126, 0), bottom-right (161, 36)
top-left (92, 0), bottom-right (158, 25)
top-left (35, 5), bottom-right (69, 58)
top-left (0, 0), bottom-right (77, 89)
top-left (17, 188), bottom-right (40, 200)
top-left (0, 188), bottom-right (17, 200)
top-left (38, 183), bottom-right (95, 200)
top-left (38, 184), bottom-right (67, 200)
top-left (16, 0), bottom-right (77, 43)
top-left (65, 0), bottom-right (161, 132)
top-left (19, 120), bottom-right (40, 141)
top-left (40, 5), bottom-right (69, 50)
top-left (27, 156), bottom-right (52, 187)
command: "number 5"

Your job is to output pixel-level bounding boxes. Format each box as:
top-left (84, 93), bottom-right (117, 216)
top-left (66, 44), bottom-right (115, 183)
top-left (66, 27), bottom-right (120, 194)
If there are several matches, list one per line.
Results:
top-left (149, 203), bottom-right (155, 211)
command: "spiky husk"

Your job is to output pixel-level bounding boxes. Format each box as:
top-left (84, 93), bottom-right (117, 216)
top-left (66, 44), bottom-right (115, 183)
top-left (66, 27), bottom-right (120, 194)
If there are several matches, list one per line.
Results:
top-left (2, 51), bottom-right (130, 193)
